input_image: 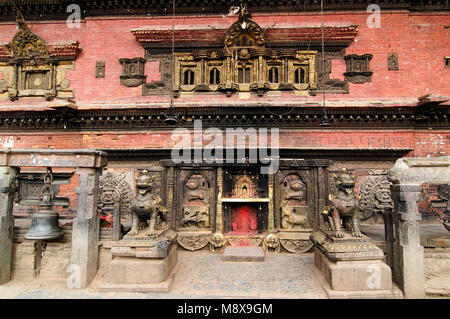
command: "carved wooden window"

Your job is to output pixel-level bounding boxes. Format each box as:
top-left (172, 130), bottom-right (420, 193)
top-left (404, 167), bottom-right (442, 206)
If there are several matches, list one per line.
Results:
top-left (119, 58), bottom-right (146, 87)
top-left (170, 9), bottom-right (317, 96)
top-left (183, 69), bottom-right (195, 85)
top-left (237, 67), bottom-right (251, 83)
top-left (268, 67), bottom-right (279, 83)
top-left (294, 67), bottom-right (307, 84)
top-left (209, 68), bottom-right (220, 84)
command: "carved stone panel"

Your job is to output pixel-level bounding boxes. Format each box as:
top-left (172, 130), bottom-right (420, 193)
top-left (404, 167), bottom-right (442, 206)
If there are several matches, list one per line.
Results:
top-left (275, 170), bottom-right (313, 231)
top-left (97, 171), bottom-right (133, 229)
top-left (177, 169), bottom-right (215, 231)
top-left (182, 174), bottom-right (210, 228)
top-left (356, 169), bottom-right (393, 224)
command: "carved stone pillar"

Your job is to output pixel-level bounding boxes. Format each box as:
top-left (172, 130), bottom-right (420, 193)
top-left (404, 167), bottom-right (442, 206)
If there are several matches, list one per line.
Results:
top-left (0, 166), bottom-right (17, 284)
top-left (267, 174), bottom-right (274, 232)
top-left (216, 167), bottom-right (223, 232)
top-left (71, 167), bottom-right (101, 288)
top-left (390, 184), bottom-right (425, 299)
top-left (167, 166), bottom-right (175, 229)
top-left (388, 156), bottom-right (450, 298)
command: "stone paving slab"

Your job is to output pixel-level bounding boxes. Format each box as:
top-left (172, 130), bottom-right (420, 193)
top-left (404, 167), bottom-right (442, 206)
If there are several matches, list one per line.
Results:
top-left (0, 250), bottom-right (328, 299)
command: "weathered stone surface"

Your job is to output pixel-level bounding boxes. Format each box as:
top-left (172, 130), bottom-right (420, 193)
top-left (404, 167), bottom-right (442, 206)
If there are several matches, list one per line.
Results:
top-left (0, 166), bottom-right (17, 284)
top-left (111, 229), bottom-right (177, 258)
top-left (387, 158), bottom-right (440, 299)
top-left (389, 156), bottom-right (450, 185)
top-left (71, 167), bottom-right (102, 289)
top-left (222, 246), bottom-right (265, 262)
top-left (310, 229), bottom-right (384, 261)
top-left (109, 245), bottom-right (177, 284)
top-left (314, 248), bottom-right (392, 291)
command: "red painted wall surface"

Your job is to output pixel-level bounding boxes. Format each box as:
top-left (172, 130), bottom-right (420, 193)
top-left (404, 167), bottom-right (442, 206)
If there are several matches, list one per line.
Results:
top-left (0, 11), bottom-right (448, 108)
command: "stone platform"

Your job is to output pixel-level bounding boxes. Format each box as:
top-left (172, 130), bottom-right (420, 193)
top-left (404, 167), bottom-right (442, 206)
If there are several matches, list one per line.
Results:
top-left (100, 245), bottom-right (178, 293)
top-left (310, 228), bottom-right (402, 298)
top-left (222, 246), bottom-right (265, 262)
top-left (100, 228), bottom-right (178, 293)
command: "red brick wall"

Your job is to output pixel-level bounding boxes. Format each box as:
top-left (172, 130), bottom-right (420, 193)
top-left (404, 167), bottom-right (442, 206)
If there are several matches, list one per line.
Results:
top-left (0, 11), bottom-right (448, 107)
top-left (1, 129), bottom-right (448, 157)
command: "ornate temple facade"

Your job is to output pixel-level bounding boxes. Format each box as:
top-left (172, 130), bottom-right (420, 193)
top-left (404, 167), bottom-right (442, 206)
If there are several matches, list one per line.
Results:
top-left (0, 0), bottom-right (448, 297)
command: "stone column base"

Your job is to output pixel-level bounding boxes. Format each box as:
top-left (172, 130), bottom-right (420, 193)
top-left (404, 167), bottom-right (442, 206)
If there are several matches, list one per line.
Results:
top-left (99, 245), bottom-right (178, 293)
top-left (310, 229), bottom-right (404, 298)
top-left (314, 248), bottom-right (392, 290)
top-left (311, 258), bottom-right (403, 299)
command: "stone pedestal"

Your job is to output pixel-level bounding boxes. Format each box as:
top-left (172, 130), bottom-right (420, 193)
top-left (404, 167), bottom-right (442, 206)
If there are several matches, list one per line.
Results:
top-left (100, 229), bottom-right (178, 292)
top-left (310, 229), bottom-right (402, 298)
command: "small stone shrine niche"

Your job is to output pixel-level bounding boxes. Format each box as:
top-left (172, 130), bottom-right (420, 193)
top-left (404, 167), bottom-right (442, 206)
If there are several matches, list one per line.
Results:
top-left (119, 58), bottom-right (146, 87)
top-left (0, 14), bottom-right (81, 101)
top-left (95, 61), bottom-right (105, 78)
top-left (232, 175), bottom-right (258, 198)
top-left (181, 173), bottom-right (210, 229)
top-left (279, 173), bottom-right (311, 230)
top-left (222, 168), bottom-right (269, 234)
top-left (344, 54), bottom-right (373, 84)
top-left (388, 53), bottom-right (398, 70)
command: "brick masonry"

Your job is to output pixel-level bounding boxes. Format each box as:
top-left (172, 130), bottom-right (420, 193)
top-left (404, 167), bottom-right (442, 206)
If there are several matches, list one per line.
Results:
top-left (0, 12), bottom-right (447, 106)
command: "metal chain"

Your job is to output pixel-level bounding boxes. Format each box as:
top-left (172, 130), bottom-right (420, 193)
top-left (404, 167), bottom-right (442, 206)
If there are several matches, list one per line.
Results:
top-left (41, 240), bottom-right (47, 257)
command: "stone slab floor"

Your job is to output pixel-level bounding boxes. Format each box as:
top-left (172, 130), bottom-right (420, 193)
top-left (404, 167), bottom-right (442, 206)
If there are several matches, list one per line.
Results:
top-left (0, 250), bottom-right (327, 299)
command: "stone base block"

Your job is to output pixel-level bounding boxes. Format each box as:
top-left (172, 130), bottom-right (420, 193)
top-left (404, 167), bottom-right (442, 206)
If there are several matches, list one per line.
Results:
top-left (314, 248), bottom-right (393, 291)
top-left (109, 245), bottom-right (177, 285)
top-left (222, 246), bottom-right (265, 262)
top-left (311, 263), bottom-right (403, 299)
top-left (100, 263), bottom-right (180, 293)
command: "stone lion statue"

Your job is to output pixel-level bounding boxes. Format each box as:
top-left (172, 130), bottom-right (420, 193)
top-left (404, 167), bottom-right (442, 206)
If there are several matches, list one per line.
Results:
top-left (129, 170), bottom-right (167, 236)
top-left (321, 170), bottom-right (362, 238)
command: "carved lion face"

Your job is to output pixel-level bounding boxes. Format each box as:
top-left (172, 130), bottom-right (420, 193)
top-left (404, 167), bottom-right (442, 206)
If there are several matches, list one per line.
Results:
top-left (211, 232), bottom-right (225, 247)
top-left (336, 172), bottom-right (355, 189)
top-left (265, 234), bottom-right (279, 248)
top-left (136, 170), bottom-right (154, 191)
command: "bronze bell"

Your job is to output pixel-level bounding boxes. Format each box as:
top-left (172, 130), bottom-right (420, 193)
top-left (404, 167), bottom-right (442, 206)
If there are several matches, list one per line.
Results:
top-left (25, 168), bottom-right (64, 241)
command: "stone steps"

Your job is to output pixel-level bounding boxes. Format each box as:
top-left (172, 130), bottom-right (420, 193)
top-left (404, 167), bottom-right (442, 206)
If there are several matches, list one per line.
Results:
top-left (222, 246), bottom-right (265, 262)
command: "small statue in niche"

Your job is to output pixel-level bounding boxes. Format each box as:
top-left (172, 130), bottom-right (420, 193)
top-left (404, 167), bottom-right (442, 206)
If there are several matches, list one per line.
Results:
top-left (263, 233), bottom-right (280, 253)
top-left (209, 232), bottom-right (226, 252)
top-left (182, 174), bottom-right (210, 228)
top-left (280, 174), bottom-right (311, 230)
top-left (129, 170), bottom-right (167, 236)
top-left (321, 170), bottom-right (362, 238)
top-left (40, 168), bottom-right (54, 205)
